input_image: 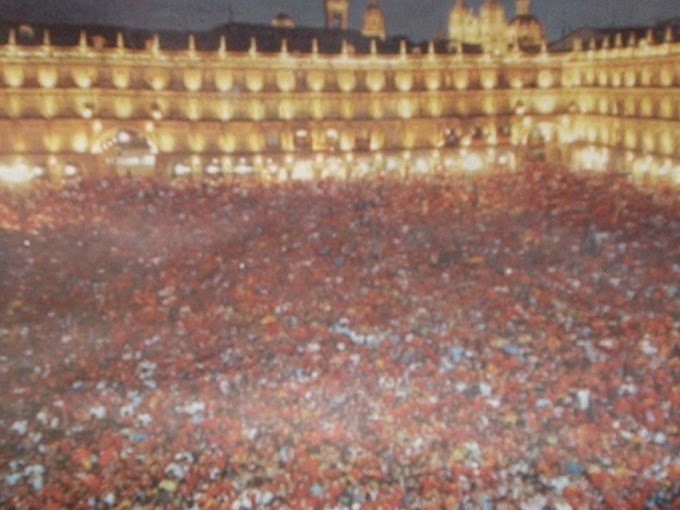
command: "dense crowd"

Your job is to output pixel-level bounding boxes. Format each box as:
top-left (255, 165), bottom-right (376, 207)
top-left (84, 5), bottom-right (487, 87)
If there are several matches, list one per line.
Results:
top-left (0, 163), bottom-right (678, 509)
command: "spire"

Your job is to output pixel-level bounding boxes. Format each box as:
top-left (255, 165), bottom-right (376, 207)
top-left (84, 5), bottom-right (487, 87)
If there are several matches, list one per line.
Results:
top-left (516, 0), bottom-right (531, 17)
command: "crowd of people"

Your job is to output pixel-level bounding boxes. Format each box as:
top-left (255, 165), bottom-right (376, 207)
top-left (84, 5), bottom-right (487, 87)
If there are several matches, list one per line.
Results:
top-left (0, 163), bottom-right (678, 509)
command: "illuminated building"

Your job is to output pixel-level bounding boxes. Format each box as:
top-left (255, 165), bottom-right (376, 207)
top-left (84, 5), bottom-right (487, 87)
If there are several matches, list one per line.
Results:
top-left (361, 0), bottom-right (387, 41)
top-left (0, 0), bottom-right (678, 186)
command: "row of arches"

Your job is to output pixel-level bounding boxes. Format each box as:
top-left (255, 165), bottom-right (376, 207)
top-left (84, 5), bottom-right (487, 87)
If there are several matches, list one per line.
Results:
top-left (2, 90), bottom-right (678, 127)
top-left (3, 59), bottom-right (679, 94)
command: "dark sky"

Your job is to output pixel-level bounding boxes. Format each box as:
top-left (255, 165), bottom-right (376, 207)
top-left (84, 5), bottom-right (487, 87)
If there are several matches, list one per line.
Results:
top-left (0, 0), bottom-right (678, 42)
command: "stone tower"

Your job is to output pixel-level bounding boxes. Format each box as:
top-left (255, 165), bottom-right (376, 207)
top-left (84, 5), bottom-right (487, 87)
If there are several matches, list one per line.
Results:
top-left (516, 0), bottom-right (531, 16)
top-left (325, 0), bottom-right (350, 30)
top-left (362, 0), bottom-right (386, 40)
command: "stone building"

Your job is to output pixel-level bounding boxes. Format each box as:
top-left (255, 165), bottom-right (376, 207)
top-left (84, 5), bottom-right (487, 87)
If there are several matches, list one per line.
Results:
top-left (0, 0), bottom-right (678, 186)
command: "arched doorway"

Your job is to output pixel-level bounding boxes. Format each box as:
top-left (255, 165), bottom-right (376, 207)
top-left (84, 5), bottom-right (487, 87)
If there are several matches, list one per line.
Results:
top-left (94, 129), bottom-right (157, 176)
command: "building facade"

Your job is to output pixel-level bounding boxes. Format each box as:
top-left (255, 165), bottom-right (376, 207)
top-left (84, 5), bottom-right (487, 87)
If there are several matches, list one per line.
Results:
top-left (0, 6), bottom-right (679, 186)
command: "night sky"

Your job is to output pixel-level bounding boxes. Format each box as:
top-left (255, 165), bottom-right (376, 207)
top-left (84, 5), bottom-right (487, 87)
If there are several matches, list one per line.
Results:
top-left (0, 0), bottom-right (678, 42)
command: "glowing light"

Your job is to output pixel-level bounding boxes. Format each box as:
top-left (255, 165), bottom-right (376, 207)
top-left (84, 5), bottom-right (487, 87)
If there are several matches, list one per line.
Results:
top-left (204, 162), bottom-right (221, 175)
top-left (413, 157), bottom-right (429, 174)
top-left (114, 98), bottom-right (133, 119)
top-left (537, 70), bottom-right (554, 88)
top-left (73, 68), bottom-right (95, 88)
top-left (185, 99), bottom-right (202, 121)
top-left (183, 69), bottom-right (202, 91)
top-left (63, 164), bottom-right (79, 177)
top-left (112, 68), bottom-right (130, 89)
top-left (397, 98), bottom-right (414, 119)
top-left (147, 71), bottom-right (169, 91)
top-left (498, 153), bottom-right (510, 166)
top-left (395, 71), bottom-right (413, 92)
top-left (291, 159), bottom-right (314, 180)
top-left (215, 70), bottom-right (234, 91)
top-left (480, 70), bottom-right (497, 90)
top-left (509, 75), bottom-right (523, 89)
top-left (366, 71), bottom-right (386, 92)
top-left (276, 70), bottom-right (296, 92)
top-left (234, 158), bottom-right (254, 175)
top-left (306, 70), bottom-right (325, 92)
top-left (173, 162), bottom-right (192, 176)
top-left (72, 133), bottom-right (89, 153)
top-left (248, 100), bottom-right (265, 121)
top-left (337, 71), bottom-right (356, 92)
top-left (579, 146), bottom-right (610, 171)
top-left (453, 72), bottom-right (469, 90)
top-left (536, 96), bottom-right (556, 114)
top-left (245, 71), bottom-right (264, 92)
top-left (278, 99), bottom-right (294, 120)
top-left (0, 162), bottom-right (41, 184)
top-left (424, 71), bottom-right (441, 91)
top-left (462, 153), bottom-right (484, 172)
top-left (38, 67), bottom-right (57, 88)
top-left (3, 66), bottom-right (24, 88)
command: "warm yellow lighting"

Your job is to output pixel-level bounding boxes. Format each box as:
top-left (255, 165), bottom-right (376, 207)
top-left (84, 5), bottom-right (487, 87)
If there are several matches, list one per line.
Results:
top-left (43, 133), bottom-right (62, 152)
top-left (424, 71), bottom-right (441, 91)
top-left (395, 71), bottom-right (413, 92)
top-left (3, 66), bottom-right (24, 88)
top-left (306, 70), bottom-right (325, 92)
top-left (366, 70), bottom-right (386, 92)
top-left (40, 96), bottom-right (58, 118)
top-left (453, 72), bottom-right (469, 90)
top-left (310, 98), bottom-right (326, 119)
top-left (659, 67), bottom-right (673, 87)
top-left (245, 71), bottom-right (264, 92)
top-left (185, 99), bottom-right (202, 120)
top-left (337, 71), bottom-right (356, 92)
top-left (426, 96), bottom-right (442, 117)
top-left (397, 98), bottom-right (414, 119)
top-left (146, 69), bottom-right (169, 91)
top-left (248, 100), bottom-right (265, 121)
top-left (642, 132), bottom-right (656, 153)
top-left (217, 102), bottom-right (233, 121)
top-left (188, 133), bottom-right (206, 152)
top-left (114, 98), bottom-right (133, 119)
top-left (509, 75), bottom-right (523, 89)
top-left (340, 99), bottom-right (354, 119)
top-left (248, 133), bottom-right (264, 152)
top-left (73, 68), bottom-right (95, 88)
top-left (536, 96), bottom-right (556, 114)
top-left (183, 69), bottom-right (203, 91)
top-left (92, 120), bottom-right (103, 133)
top-left (111, 68), bottom-right (130, 89)
top-left (278, 99), bottom-right (295, 120)
top-left (480, 70), bottom-right (497, 90)
top-left (215, 70), bottom-right (234, 92)
top-left (218, 133), bottom-right (235, 152)
top-left (157, 132), bottom-right (176, 152)
top-left (369, 99), bottom-right (383, 119)
top-left (537, 70), bottom-right (554, 88)
top-left (276, 70), bottom-right (296, 92)
top-left (38, 66), bottom-right (58, 88)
